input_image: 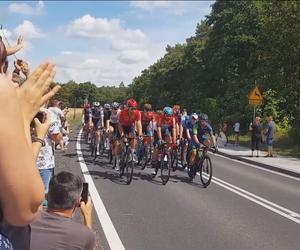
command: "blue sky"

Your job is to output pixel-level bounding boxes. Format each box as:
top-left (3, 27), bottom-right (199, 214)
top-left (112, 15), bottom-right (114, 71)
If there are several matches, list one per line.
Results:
top-left (0, 1), bottom-right (214, 86)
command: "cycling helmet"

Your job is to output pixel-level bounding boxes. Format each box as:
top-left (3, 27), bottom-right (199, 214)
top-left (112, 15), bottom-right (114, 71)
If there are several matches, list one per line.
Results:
top-left (173, 105), bottom-right (181, 114)
top-left (191, 113), bottom-right (198, 120)
top-left (199, 112), bottom-right (208, 122)
top-left (163, 106), bottom-right (173, 116)
top-left (111, 102), bottom-right (119, 109)
top-left (104, 103), bottom-right (111, 110)
top-left (127, 98), bottom-right (138, 108)
top-left (93, 102), bottom-right (100, 107)
top-left (144, 103), bottom-right (152, 111)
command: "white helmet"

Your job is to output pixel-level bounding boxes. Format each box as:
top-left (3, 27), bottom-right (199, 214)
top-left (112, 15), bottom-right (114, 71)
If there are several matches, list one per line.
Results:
top-left (191, 113), bottom-right (198, 120)
top-left (93, 102), bottom-right (100, 107)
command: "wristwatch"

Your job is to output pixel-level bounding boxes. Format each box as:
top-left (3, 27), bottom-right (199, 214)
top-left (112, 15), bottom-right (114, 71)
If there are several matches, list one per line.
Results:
top-left (32, 137), bottom-right (45, 147)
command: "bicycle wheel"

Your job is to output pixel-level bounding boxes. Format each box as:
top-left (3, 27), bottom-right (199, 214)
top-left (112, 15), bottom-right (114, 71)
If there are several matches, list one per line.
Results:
top-left (160, 152), bottom-right (171, 185)
top-left (124, 152), bottom-right (134, 184)
top-left (171, 147), bottom-right (179, 172)
top-left (90, 136), bottom-right (96, 157)
top-left (141, 144), bottom-right (151, 170)
top-left (108, 149), bottom-right (113, 164)
top-left (199, 155), bottom-right (212, 188)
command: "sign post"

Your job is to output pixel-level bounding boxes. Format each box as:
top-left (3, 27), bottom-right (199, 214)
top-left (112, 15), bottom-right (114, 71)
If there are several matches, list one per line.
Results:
top-left (248, 85), bottom-right (263, 122)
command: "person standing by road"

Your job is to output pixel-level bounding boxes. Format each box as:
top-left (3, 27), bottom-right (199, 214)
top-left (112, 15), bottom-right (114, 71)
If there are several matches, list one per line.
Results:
top-left (265, 116), bottom-right (276, 157)
top-left (249, 116), bottom-right (262, 157)
top-left (233, 121), bottom-right (240, 146)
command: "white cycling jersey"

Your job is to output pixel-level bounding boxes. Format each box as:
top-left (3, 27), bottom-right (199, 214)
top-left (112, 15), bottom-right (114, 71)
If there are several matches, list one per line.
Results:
top-left (110, 109), bottom-right (120, 124)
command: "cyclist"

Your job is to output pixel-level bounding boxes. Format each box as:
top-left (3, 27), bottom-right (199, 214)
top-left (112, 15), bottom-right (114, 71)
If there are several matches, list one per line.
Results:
top-left (151, 107), bottom-right (176, 176)
top-left (173, 105), bottom-right (183, 145)
top-left (141, 103), bottom-right (155, 137)
top-left (82, 103), bottom-right (92, 142)
top-left (117, 99), bottom-right (143, 168)
top-left (137, 103), bottom-right (155, 160)
top-left (189, 113), bottom-right (216, 167)
top-left (181, 113), bottom-right (198, 167)
top-left (89, 102), bottom-right (104, 155)
top-left (103, 103), bottom-right (111, 150)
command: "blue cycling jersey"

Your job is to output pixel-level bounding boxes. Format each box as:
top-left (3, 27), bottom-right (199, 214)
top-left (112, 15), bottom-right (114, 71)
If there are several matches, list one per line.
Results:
top-left (182, 118), bottom-right (194, 132)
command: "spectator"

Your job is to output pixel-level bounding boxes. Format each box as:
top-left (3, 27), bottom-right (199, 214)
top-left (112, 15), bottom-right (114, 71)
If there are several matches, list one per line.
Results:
top-left (265, 116), bottom-right (276, 157)
top-left (0, 61), bottom-right (60, 249)
top-left (36, 103), bottom-right (63, 200)
top-left (12, 59), bottom-right (30, 86)
top-left (48, 100), bottom-right (65, 151)
top-left (233, 121), bottom-right (240, 146)
top-left (30, 172), bottom-right (95, 250)
top-left (249, 116), bottom-right (262, 157)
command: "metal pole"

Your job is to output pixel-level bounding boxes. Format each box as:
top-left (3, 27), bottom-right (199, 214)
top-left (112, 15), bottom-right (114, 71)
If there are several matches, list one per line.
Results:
top-left (253, 106), bottom-right (256, 122)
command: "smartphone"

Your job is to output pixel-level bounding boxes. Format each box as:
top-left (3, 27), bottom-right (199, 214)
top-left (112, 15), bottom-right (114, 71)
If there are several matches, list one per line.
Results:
top-left (81, 183), bottom-right (89, 204)
top-left (35, 111), bottom-right (45, 123)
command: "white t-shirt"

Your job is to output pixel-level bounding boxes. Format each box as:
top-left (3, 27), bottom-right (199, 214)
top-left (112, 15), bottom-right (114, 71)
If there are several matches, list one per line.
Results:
top-left (233, 122), bottom-right (240, 133)
top-left (36, 112), bottom-right (60, 170)
top-left (48, 107), bottom-right (64, 127)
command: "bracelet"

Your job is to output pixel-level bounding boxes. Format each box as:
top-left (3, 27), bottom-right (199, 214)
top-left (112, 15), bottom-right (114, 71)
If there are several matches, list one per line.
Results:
top-left (32, 137), bottom-right (45, 147)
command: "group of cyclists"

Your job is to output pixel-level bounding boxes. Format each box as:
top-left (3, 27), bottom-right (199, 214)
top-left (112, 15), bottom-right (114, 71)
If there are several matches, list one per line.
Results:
top-left (82, 98), bottom-right (217, 185)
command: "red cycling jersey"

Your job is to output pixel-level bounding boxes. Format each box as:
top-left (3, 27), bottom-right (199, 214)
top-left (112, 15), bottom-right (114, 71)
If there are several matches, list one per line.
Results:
top-left (157, 114), bottom-right (175, 127)
top-left (141, 111), bottom-right (155, 126)
top-left (118, 108), bottom-right (141, 126)
top-left (174, 114), bottom-right (181, 124)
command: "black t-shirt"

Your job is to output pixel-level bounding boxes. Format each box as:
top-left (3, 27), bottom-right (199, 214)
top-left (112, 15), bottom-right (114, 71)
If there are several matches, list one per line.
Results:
top-left (251, 122), bottom-right (262, 138)
top-left (103, 110), bottom-right (111, 124)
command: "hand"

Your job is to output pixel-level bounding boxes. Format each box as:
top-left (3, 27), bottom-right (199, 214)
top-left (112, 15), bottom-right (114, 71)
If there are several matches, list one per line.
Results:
top-left (14, 61), bottom-right (22, 71)
top-left (33, 110), bottom-right (51, 139)
top-left (20, 61), bottom-right (30, 78)
top-left (16, 62), bottom-right (60, 125)
top-left (80, 196), bottom-right (93, 218)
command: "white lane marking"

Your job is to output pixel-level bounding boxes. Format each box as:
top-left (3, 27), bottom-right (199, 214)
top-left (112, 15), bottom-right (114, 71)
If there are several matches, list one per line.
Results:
top-left (199, 172), bottom-right (300, 224)
top-left (213, 153), bottom-right (300, 181)
top-left (76, 129), bottom-right (125, 250)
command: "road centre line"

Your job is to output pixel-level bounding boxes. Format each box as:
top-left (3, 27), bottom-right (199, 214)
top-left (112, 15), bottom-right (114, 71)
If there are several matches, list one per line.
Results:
top-left (213, 153), bottom-right (300, 182)
top-left (76, 129), bottom-right (125, 250)
top-left (200, 173), bottom-right (300, 224)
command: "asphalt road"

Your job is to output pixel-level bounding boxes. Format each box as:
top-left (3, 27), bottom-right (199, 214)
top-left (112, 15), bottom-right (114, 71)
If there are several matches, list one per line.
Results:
top-left (56, 128), bottom-right (300, 250)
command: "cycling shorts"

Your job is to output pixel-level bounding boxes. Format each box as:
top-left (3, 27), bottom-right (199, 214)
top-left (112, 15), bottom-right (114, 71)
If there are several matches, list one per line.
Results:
top-left (92, 118), bottom-right (102, 129)
top-left (190, 135), bottom-right (209, 149)
top-left (142, 124), bottom-right (153, 137)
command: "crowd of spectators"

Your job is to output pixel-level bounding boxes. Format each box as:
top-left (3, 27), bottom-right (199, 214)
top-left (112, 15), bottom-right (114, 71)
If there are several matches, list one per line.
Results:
top-left (0, 33), bottom-right (95, 250)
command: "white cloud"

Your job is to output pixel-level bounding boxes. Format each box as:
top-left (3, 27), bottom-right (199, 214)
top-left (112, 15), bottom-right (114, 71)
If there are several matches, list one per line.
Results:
top-left (118, 50), bottom-right (149, 64)
top-left (52, 43), bottom-right (164, 86)
top-left (14, 20), bottom-right (46, 39)
top-left (130, 1), bottom-right (174, 11)
top-left (61, 51), bottom-right (73, 55)
top-left (8, 1), bottom-right (45, 15)
top-left (66, 14), bottom-right (147, 51)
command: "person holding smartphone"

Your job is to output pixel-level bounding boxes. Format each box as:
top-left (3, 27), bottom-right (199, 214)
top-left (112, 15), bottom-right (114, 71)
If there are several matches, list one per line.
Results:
top-left (30, 172), bottom-right (95, 250)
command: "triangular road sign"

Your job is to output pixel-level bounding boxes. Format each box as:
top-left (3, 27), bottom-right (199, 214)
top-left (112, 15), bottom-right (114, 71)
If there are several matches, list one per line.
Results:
top-left (249, 86), bottom-right (263, 101)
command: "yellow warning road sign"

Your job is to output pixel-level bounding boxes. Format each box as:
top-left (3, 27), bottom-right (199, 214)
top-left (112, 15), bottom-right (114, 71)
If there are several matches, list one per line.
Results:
top-left (248, 86), bottom-right (263, 106)
top-left (249, 86), bottom-right (263, 101)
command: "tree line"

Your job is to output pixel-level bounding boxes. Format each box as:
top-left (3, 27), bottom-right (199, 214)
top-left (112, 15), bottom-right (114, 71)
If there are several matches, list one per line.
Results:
top-left (52, 81), bottom-right (128, 108)
top-left (127, 0), bottom-right (300, 142)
